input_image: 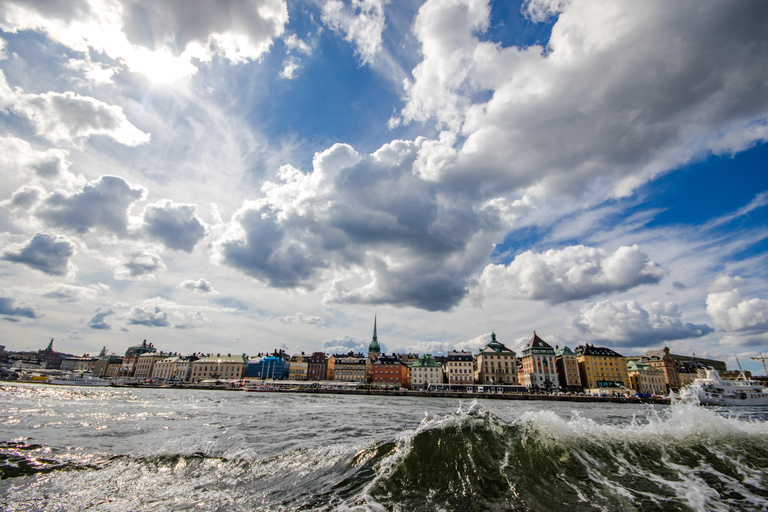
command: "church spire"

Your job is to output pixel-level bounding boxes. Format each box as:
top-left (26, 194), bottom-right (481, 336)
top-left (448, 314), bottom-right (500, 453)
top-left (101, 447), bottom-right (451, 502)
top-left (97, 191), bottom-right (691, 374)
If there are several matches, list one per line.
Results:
top-left (368, 314), bottom-right (381, 359)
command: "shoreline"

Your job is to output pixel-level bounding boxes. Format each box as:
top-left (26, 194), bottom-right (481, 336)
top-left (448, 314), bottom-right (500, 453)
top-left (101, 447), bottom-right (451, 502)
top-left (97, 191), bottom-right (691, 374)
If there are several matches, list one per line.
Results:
top-left (2, 380), bottom-right (671, 405)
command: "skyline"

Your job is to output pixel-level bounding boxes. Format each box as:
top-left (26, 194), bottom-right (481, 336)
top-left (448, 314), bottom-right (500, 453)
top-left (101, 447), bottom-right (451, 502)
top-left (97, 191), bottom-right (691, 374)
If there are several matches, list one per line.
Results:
top-left (1, 0), bottom-right (767, 374)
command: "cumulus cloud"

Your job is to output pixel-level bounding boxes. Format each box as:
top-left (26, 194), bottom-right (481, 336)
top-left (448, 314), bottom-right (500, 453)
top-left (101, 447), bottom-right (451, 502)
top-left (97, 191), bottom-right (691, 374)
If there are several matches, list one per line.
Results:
top-left (2, 233), bottom-right (76, 276)
top-left (88, 306), bottom-right (114, 330)
top-left (0, 0), bottom-right (289, 81)
top-left (142, 200), bottom-right (206, 252)
top-left (216, 140), bottom-right (507, 311)
top-left (114, 251), bottom-right (165, 280)
top-left (271, 312), bottom-right (323, 325)
top-left (179, 278), bottom-right (218, 295)
top-left (0, 295), bottom-right (40, 319)
top-left (4, 185), bottom-right (44, 210)
top-left (0, 136), bottom-right (70, 180)
top-left (35, 175), bottom-right (146, 236)
top-left (322, 335), bottom-right (367, 354)
top-left (479, 245), bottom-right (664, 304)
top-left (399, 0), bottom-right (768, 198)
top-left (321, 0), bottom-right (388, 64)
top-left (0, 71), bottom-right (149, 146)
top-left (569, 299), bottom-right (713, 346)
top-left (128, 303), bottom-right (171, 327)
top-left (706, 276), bottom-right (768, 332)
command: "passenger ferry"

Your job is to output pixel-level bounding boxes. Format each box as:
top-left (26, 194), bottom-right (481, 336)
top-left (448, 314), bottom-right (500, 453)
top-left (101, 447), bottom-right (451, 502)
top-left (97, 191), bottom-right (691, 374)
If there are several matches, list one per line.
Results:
top-left (47, 373), bottom-right (110, 387)
top-left (687, 369), bottom-right (768, 406)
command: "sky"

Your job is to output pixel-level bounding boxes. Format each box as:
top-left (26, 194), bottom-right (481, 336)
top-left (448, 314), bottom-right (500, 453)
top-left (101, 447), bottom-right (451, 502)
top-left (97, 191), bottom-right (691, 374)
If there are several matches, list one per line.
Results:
top-left (0, 0), bottom-right (767, 374)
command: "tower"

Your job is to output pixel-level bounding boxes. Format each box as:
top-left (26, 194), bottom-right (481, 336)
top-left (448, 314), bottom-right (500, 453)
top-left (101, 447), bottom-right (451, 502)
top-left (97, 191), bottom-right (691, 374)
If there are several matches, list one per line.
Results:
top-left (368, 315), bottom-right (381, 360)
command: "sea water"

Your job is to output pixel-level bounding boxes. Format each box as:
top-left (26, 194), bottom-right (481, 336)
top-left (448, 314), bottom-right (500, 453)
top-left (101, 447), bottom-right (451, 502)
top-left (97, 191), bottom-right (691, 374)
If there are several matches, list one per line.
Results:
top-left (1, 383), bottom-right (767, 511)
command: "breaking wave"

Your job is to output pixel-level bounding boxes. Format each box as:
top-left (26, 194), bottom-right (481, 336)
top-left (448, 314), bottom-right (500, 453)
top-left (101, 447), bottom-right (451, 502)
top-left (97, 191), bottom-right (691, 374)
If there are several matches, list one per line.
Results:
top-left (1, 400), bottom-right (767, 511)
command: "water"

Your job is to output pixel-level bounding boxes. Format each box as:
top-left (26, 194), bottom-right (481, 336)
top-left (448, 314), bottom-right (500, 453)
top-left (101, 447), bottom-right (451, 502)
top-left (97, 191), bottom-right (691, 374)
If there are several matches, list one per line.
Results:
top-left (1, 383), bottom-right (767, 511)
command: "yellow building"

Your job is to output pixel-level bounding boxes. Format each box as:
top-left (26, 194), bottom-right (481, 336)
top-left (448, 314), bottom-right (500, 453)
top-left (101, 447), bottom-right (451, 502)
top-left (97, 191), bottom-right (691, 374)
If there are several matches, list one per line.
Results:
top-left (627, 360), bottom-right (665, 396)
top-left (289, 353), bottom-right (308, 380)
top-left (328, 353), bottom-right (371, 383)
top-left (189, 354), bottom-right (247, 383)
top-left (575, 344), bottom-right (629, 395)
top-left (475, 332), bottom-right (518, 385)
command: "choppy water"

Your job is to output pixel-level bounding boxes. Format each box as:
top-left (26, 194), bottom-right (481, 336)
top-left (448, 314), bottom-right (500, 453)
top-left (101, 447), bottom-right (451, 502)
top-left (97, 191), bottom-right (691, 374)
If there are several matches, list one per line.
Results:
top-left (1, 383), bottom-right (767, 511)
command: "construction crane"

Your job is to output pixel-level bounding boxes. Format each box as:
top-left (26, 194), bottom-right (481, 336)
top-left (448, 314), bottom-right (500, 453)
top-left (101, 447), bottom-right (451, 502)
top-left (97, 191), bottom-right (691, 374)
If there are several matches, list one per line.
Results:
top-left (751, 353), bottom-right (768, 377)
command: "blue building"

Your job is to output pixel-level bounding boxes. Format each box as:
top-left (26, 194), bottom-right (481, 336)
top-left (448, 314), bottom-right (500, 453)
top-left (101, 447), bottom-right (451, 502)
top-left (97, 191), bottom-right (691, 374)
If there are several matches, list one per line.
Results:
top-left (245, 356), bottom-right (290, 380)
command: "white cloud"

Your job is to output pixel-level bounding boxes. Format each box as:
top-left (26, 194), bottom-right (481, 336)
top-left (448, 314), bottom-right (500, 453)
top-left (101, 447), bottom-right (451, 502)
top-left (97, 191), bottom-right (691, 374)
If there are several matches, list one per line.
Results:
top-left (569, 299), bottom-right (713, 347)
top-left (479, 245), bottom-right (664, 304)
top-left (0, 136), bottom-right (70, 180)
top-left (35, 175), bottom-right (146, 236)
top-left (0, 71), bottom-right (150, 146)
top-left (215, 139), bottom-right (508, 311)
top-left (113, 250), bottom-right (165, 281)
top-left (706, 276), bottom-right (768, 332)
top-left (40, 284), bottom-right (98, 302)
top-left (321, 0), bottom-right (388, 64)
top-left (271, 312), bottom-right (324, 325)
top-left (0, 0), bottom-right (289, 81)
top-left (179, 278), bottom-right (218, 295)
top-left (400, 0), bottom-right (768, 199)
top-left (322, 335), bottom-right (366, 354)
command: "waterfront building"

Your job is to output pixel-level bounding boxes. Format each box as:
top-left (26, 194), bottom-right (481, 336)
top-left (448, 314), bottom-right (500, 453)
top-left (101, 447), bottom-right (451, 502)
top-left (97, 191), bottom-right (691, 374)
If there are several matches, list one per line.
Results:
top-left (119, 340), bottom-right (157, 378)
top-left (368, 316), bottom-right (381, 360)
top-left (371, 355), bottom-right (409, 388)
top-left (329, 352), bottom-right (371, 383)
top-left (410, 354), bottom-right (443, 389)
top-left (307, 352), bottom-right (329, 381)
top-left (637, 347), bottom-right (680, 392)
top-left (151, 355), bottom-right (198, 382)
top-left (37, 339), bottom-right (63, 369)
top-left (475, 333), bottom-right (518, 385)
top-left (519, 332), bottom-right (560, 392)
top-left (60, 355), bottom-right (96, 372)
top-left (134, 352), bottom-right (171, 380)
top-left (190, 354), bottom-right (247, 383)
top-left (554, 345), bottom-right (582, 392)
top-left (93, 354), bottom-right (122, 378)
top-left (245, 354), bottom-right (290, 380)
top-left (575, 344), bottom-right (629, 395)
top-left (626, 360), bottom-right (666, 396)
top-left (289, 353), bottom-right (309, 380)
top-left (445, 350), bottom-right (474, 385)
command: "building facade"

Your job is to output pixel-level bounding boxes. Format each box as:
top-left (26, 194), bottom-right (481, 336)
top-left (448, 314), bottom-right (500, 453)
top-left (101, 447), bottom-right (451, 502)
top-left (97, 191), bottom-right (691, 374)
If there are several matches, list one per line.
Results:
top-left (445, 350), bottom-right (474, 385)
top-left (134, 352), bottom-right (170, 380)
top-left (329, 353), bottom-right (371, 383)
top-left (289, 354), bottom-right (308, 380)
top-left (519, 332), bottom-right (559, 391)
top-left (627, 360), bottom-right (666, 396)
top-left (307, 352), bottom-right (328, 381)
top-left (410, 354), bottom-right (443, 389)
top-left (371, 355), bottom-right (409, 388)
top-left (190, 354), bottom-right (247, 383)
top-left (554, 345), bottom-right (582, 392)
top-left (475, 333), bottom-right (518, 385)
top-left (575, 344), bottom-right (629, 394)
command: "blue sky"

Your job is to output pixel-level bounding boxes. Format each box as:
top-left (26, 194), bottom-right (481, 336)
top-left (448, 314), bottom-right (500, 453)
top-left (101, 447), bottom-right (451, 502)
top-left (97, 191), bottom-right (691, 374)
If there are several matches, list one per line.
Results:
top-left (0, 0), bottom-right (767, 375)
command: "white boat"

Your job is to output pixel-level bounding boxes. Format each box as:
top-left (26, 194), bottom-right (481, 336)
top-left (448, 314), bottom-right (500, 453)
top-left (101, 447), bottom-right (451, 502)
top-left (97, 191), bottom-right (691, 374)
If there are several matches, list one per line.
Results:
top-left (687, 369), bottom-right (768, 406)
top-left (48, 373), bottom-right (110, 387)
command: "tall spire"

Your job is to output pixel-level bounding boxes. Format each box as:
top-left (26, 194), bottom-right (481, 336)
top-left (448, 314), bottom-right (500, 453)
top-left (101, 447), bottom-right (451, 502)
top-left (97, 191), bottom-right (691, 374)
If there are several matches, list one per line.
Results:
top-left (368, 314), bottom-right (381, 357)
